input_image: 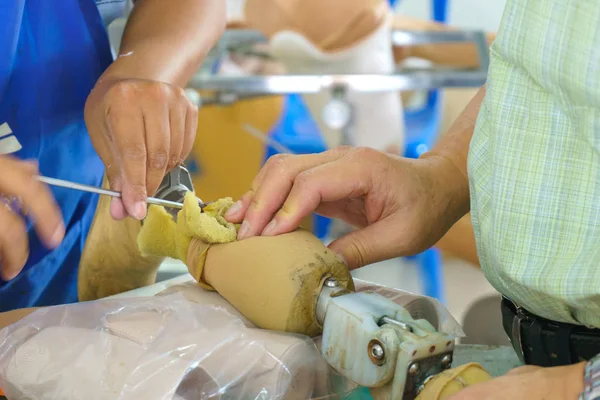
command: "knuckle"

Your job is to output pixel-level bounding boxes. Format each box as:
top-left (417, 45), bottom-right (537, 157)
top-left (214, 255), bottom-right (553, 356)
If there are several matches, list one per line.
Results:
top-left (334, 145), bottom-right (353, 155)
top-left (167, 155), bottom-right (183, 170)
top-left (122, 143), bottom-right (147, 161)
top-left (266, 154), bottom-right (291, 173)
top-left (106, 81), bottom-right (137, 102)
top-left (175, 86), bottom-right (186, 98)
top-left (128, 183), bottom-right (148, 199)
top-left (147, 150), bottom-right (169, 171)
top-left (278, 201), bottom-right (295, 216)
top-left (249, 178), bottom-right (261, 193)
top-left (187, 101), bottom-right (199, 117)
top-left (294, 169), bottom-right (315, 187)
top-left (352, 146), bottom-right (377, 159)
top-left (148, 82), bottom-right (171, 100)
top-left (247, 193), bottom-right (266, 214)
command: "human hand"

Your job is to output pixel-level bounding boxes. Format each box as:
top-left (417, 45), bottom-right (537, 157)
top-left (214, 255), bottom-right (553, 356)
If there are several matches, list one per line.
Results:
top-left (0, 156), bottom-right (64, 280)
top-left (84, 78), bottom-right (198, 220)
top-left (448, 363), bottom-right (585, 400)
top-left (225, 146), bottom-right (469, 269)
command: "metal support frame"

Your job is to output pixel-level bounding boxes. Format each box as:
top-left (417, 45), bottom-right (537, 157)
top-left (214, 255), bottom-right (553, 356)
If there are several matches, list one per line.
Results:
top-left (189, 28), bottom-right (489, 105)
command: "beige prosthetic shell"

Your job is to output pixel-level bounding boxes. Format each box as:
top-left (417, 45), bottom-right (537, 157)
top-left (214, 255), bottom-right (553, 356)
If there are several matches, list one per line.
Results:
top-left (244, 0), bottom-right (387, 53)
top-left (137, 193), bottom-right (355, 337)
top-left (202, 231), bottom-right (354, 336)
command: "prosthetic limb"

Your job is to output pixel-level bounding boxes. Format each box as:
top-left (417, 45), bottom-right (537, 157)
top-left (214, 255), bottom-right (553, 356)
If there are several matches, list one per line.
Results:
top-left (133, 167), bottom-right (491, 399)
top-left (78, 176), bottom-right (164, 301)
top-left (137, 191), bottom-right (355, 337)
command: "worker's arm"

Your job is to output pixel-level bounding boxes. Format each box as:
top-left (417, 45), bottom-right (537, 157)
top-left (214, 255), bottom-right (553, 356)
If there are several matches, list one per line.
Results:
top-left (104, 0), bottom-right (226, 87)
top-left (392, 15), bottom-right (496, 68)
top-left (225, 87), bottom-right (485, 268)
top-left (420, 85), bottom-right (486, 218)
top-left (84, 0), bottom-right (226, 222)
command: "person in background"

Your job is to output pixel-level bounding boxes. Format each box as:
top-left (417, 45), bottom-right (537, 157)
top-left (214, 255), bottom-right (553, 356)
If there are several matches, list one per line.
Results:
top-left (0, 0), bottom-right (226, 311)
top-left (226, 0), bottom-right (600, 398)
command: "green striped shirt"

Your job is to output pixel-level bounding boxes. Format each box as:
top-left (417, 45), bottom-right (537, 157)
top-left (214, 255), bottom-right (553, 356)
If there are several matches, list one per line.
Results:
top-left (469, 0), bottom-right (600, 328)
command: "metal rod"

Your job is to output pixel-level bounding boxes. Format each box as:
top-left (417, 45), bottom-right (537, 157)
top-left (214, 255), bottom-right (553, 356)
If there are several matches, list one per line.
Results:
top-left (242, 124), bottom-right (295, 155)
top-left (189, 69), bottom-right (487, 95)
top-left (37, 176), bottom-right (184, 210)
top-left (379, 316), bottom-right (414, 332)
top-left (218, 28), bottom-right (488, 48)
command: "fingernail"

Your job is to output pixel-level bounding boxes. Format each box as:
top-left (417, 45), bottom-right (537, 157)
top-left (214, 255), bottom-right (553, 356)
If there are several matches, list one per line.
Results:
top-left (50, 225), bottom-right (65, 248)
top-left (225, 201), bottom-right (242, 219)
top-left (262, 219), bottom-right (277, 236)
top-left (237, 220), bottom-right (250, 240)
top-left (134, 202), bottom-right (147, 220)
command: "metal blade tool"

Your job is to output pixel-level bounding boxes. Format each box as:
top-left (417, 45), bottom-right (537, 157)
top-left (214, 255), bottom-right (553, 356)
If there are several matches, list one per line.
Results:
top-left (37, 165), bottom-right (207, 218)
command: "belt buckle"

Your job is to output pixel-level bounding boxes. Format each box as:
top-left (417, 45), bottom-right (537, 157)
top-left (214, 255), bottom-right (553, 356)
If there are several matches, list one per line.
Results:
top-left (507, 297), bottom-right (529, 364)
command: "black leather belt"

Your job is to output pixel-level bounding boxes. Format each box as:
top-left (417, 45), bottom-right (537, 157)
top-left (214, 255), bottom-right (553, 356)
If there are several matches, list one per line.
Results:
top-left (501, 297), bottom-right (600, 367)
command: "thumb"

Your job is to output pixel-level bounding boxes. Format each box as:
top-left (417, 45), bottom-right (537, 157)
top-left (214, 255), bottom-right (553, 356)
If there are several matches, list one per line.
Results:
top-left (328, 219), bottom-right (401, 270)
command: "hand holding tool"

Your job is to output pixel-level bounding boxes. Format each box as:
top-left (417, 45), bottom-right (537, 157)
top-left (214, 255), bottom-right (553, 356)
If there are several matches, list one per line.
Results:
top-left (37, 165), bottom-right (207, 219)
top-left (37, 176), bottom-right (186, 211)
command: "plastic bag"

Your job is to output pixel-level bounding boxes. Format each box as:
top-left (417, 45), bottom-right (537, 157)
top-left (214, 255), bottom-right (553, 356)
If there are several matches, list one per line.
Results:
top-left (0, 294), bottom-right (355, 400)
top-left (0, 277), bottom-right (462, 399)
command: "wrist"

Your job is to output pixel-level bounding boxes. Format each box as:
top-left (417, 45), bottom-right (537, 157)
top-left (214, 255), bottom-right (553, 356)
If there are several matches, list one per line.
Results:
top-left (419, 152), bottom-right (471, 224)
top-left (100, 37), bottom-right (206, 87)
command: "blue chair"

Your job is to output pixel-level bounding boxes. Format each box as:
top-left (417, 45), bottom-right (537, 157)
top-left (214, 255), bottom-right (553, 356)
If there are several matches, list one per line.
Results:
top-left (263, 0), bottom-right (449, 302)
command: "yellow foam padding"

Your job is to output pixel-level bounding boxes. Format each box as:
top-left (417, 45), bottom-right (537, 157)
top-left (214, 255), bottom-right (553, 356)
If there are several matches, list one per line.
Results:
top-left (137, 192), bottom-right (239, 289)
top-left (415, 362), bottom-right (492, 400)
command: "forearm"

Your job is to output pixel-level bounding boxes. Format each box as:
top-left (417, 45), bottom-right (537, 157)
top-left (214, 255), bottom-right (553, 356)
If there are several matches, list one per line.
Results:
top-left (102, 0), bottom-right (226, 86)
top-left (421, 85), bottom-right (486, 222)
top-left (78, 177), bottom-right (164, 301)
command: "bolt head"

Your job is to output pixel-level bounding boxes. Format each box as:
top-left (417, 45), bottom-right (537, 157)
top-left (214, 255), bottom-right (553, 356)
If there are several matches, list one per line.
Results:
top-left (441, 354), bottom-right (453, 369)
top-left (324, 278), bottom-right (339, 288)
top-left (408, 363), bottom-right (420, 376)
top-left (371, 344), bottom-right (384, 360)
top-left (367, 340), bottom-right (386, 365)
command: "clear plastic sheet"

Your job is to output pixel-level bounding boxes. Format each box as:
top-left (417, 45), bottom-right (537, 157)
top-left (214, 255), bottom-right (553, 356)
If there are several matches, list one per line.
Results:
top-left (0, 294), bottom-right (356, 400)
top-left (0, 278), bottom-right (463, 399)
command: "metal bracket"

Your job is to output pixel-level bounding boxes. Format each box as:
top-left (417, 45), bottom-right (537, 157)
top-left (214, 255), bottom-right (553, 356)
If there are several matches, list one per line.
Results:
top-left (319, 288), bottom-right (455, 399)
top-left (154, 165), bottom-right (195, 219)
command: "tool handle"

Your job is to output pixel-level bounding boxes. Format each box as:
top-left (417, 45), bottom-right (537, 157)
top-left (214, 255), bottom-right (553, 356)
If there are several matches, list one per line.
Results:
top-left (37, 176), bottom-right (184, 209)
